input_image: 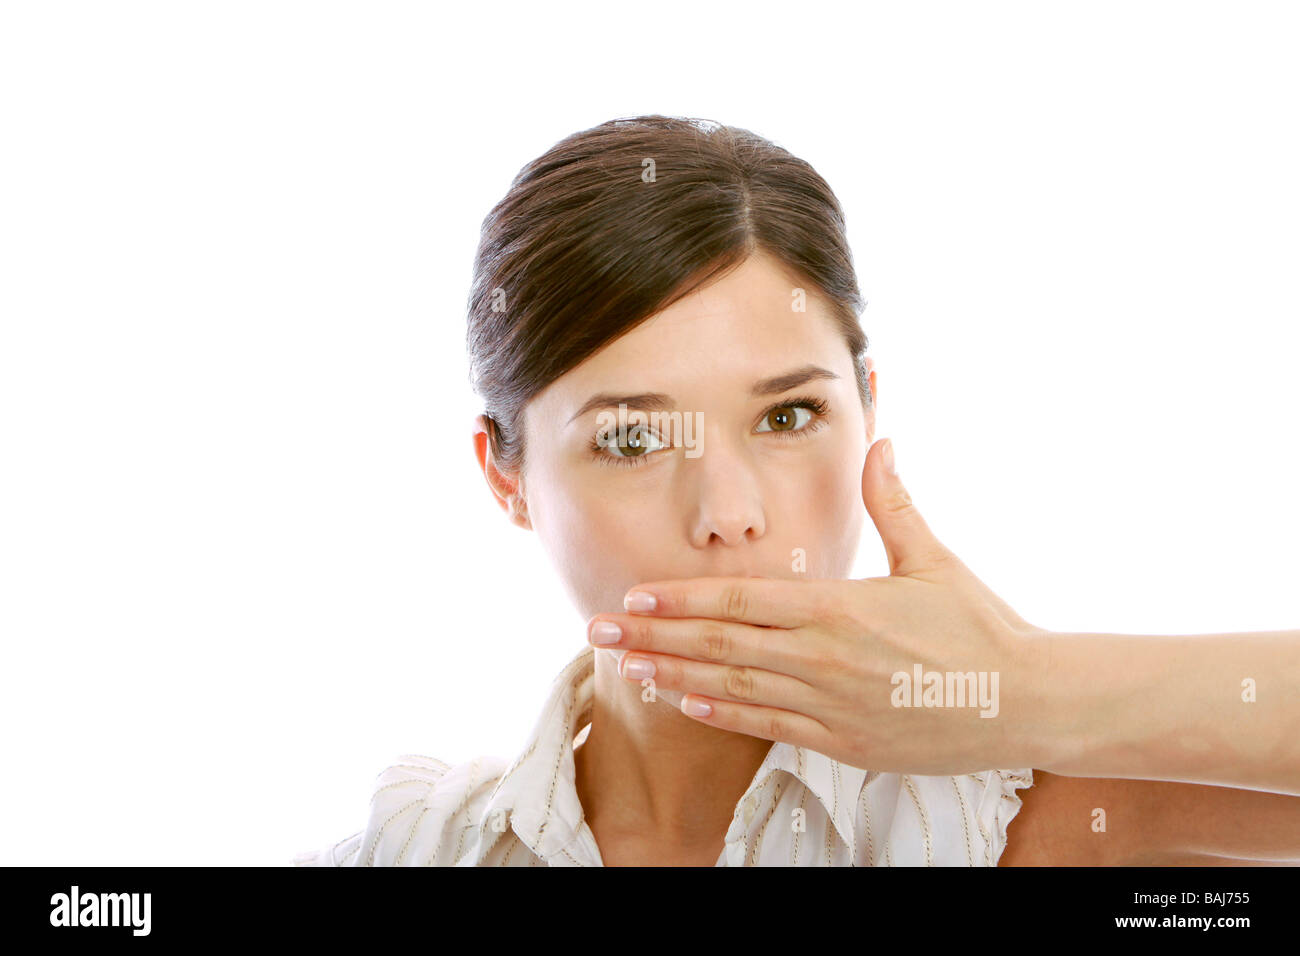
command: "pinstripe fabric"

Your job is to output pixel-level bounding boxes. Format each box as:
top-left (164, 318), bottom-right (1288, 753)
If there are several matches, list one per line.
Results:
top-left (293, 643), bottom-right (1034, 867)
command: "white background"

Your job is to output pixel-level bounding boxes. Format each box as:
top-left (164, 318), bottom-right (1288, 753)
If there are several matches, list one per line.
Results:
top-left (1, 1), bottom-right (1296, 865)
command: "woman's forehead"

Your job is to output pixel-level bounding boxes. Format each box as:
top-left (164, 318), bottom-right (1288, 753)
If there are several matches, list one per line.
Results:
top-left (529, 334), bottom-right (855, 433)
top-left (523, 256), bottom-right (856, 426)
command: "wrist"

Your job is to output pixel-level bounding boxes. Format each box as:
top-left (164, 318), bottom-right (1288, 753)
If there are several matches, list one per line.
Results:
top-left (1008, 627), bottom-right (1092, 772)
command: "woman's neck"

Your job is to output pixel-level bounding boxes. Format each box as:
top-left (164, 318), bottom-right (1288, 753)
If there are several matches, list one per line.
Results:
top-left (572, 648), bottom-right (774, 856)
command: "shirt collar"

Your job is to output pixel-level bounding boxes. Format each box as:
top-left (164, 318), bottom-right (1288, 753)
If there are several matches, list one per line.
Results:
top-left (472, 643), bottom-right (869, 864)
top-left (761, 741), bottom-right (870, 858)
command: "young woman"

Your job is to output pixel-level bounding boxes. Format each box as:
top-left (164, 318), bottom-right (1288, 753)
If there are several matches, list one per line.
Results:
top-left (294, 115), bottom-right (1300, 866)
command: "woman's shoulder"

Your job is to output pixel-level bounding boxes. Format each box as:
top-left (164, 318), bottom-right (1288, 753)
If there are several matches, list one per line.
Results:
top-left (291, 751), bottom-right (512, 867)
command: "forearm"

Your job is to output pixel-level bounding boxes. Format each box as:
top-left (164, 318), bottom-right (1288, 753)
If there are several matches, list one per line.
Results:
top-left (1019, 628), bottom-right (1300, 795)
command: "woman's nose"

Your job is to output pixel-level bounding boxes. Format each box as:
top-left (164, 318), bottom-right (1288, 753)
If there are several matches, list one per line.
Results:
top-left (685, 438), bottom-right (766, 548)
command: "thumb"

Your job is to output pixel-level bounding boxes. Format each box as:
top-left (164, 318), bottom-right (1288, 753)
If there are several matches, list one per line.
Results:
top-left (862, 438), bottom-right (952, 576)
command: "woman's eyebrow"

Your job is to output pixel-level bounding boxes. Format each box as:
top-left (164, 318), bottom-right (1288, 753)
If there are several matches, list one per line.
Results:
top-left (565, 364), bottom-right (839, 425)
top-left (754, 364), bottom-right (840, 396)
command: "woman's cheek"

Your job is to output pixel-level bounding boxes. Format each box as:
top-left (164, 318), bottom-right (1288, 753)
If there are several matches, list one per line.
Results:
top-left (783, 458), bottom-right (864, 576)
top-left (539, 492), bottom-right (660, 610)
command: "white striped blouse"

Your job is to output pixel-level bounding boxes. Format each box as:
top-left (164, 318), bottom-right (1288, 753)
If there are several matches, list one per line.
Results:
top-left (293, 643), bottom-right (1034, 866)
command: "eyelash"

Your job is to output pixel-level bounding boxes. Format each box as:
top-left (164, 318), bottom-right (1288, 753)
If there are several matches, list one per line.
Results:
top-left (587, 395), bottom-right (832, 469)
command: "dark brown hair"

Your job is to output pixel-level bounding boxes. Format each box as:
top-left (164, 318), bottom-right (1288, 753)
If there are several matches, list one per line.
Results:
top-left (466, 114), bottom-right (870, 476)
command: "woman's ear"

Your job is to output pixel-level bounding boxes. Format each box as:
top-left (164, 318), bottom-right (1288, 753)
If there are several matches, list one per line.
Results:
top-left (471, 413), bottom-right (532, 530)
top-left (864, 357), bottom-right (877, 443)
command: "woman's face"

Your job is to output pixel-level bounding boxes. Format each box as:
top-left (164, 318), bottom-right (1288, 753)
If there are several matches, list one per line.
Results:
top-left (487, 251), bottom-right (876, 624)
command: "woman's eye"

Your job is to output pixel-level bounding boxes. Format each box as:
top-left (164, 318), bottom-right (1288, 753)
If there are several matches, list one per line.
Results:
top-left (756, 404), bottom-right (813, 433)
top-left (589, 397), bottom-right (828, 469)
top-left (592, 423), bottom-right (669, 465)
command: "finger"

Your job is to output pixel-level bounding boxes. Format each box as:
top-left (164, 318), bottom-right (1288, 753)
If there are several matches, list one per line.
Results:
top-left (615, 650), bottom-right (818, 712)
top-left (622, 576), bottom-right (824, 628)
top-left (861, 438), bottom-right (955, 577)
top-left (587, 613), bottom-right (824, 681)
top-left (676, 693), bottom-right (833, 754)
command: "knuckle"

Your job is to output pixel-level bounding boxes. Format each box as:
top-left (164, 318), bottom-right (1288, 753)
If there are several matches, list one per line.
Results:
top-left (809, 596), bottom-right (844, 630)
top-left (724, 665), bottom-right (758, 701)
top-left (885, 487), bottom-right (914, 513)
top-left (789, 643), bottom-right (826, 676)
top-left (806, 587), bottom-right (857, 639)
top-left (631, 616), bottom-right (659, 648)
top-left (698, 622), bottom-right (732, 661)
top-left (722, 584), bottom-right (749, 621)
top-left (764, 711), bottom-right (790, 741)
top-left (816, 641), bottom-right (852, 675)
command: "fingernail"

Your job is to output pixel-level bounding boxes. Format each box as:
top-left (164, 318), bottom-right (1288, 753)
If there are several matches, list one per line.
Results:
top-left (682, 697), bottom-right (712, 717)
top-left (883, 438), bottom-right (897, 476)
top-left (624, 590), bottom-right (657, 613)
top-left (590, 621), bottom-right (622, 644)
top-left (621, 656), bottom-right (655, 679)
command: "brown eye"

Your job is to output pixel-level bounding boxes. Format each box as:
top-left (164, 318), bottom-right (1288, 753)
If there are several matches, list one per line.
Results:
top-left (593, 422), bottom-right (667, 464)
top-left (762, 405), bottom-right (808, 432)
top-left (616, 424), bottom-right (651, 456)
